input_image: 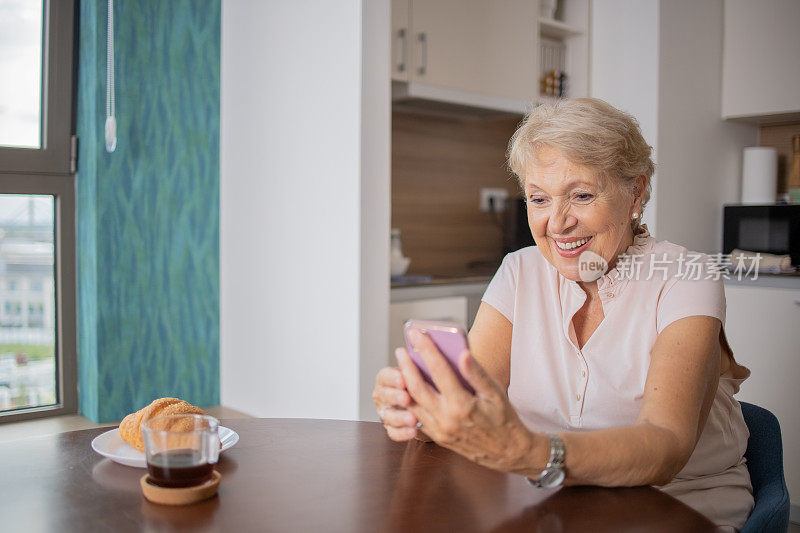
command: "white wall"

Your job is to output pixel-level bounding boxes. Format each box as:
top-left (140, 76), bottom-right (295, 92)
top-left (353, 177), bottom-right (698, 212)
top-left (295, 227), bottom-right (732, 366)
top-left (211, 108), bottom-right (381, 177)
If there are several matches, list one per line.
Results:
top-left (592, 0), bottom-right (757, 251)
top-left (590, 0), bottom-right (661, 236)
top-left (221, 0), bottom-right (390, 420)
top-left (656, 0), bottom-right (757, 253)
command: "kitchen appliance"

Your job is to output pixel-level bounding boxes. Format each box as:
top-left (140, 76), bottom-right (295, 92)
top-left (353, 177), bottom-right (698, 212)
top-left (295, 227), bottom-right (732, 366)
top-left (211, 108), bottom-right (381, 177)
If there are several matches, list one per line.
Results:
top-left (503, 198), bottom-right (536, 255)
top-left (723, 204), bottom-right (800, 267)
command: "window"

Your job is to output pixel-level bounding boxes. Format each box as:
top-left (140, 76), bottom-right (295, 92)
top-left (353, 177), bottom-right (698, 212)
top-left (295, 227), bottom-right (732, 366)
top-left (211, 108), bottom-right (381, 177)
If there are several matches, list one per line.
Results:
top-left (0, 1), bottom-right (43, 148)
top-left (0, 0), bottom-right (76, 422)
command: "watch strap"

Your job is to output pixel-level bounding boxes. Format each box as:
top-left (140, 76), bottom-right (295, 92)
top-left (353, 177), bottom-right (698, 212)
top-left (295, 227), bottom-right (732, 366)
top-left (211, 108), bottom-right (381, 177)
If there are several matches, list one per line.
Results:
top-left (525, 433), bottom-right (565, 488)
top-left (547, 433), bottom-right (565, 469)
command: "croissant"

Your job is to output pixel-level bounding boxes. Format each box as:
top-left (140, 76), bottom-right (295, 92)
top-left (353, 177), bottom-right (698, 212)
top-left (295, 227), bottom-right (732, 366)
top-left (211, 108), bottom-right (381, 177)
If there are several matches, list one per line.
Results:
top-left (119, 397), bottom-right (205, 451)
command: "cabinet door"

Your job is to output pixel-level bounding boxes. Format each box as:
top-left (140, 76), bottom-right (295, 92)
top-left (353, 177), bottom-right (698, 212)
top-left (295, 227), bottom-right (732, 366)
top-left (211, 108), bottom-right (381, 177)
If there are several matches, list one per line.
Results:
top-left (409, 0), bottom-right (538, 101)
top-left (722, 0), bottom-right (800, 119)
top-left (724, 285), bottom-right (800, 504)
top-left (391, 0), bottom-right (411, 82)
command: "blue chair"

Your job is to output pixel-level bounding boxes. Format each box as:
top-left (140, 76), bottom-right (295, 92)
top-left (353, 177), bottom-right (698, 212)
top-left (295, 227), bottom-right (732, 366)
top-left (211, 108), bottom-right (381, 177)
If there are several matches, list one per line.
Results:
top-left (740, 402), bottom-right (790, 533)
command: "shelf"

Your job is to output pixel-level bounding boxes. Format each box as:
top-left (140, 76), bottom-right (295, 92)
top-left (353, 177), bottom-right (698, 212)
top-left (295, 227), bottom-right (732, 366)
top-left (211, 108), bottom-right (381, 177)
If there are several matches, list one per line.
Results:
top-left (538, 18), bottom-right (584, 40)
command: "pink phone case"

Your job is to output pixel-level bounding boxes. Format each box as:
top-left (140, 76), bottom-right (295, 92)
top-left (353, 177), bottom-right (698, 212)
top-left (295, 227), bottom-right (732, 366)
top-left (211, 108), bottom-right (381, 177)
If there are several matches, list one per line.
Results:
top-left (402, 319), bottom-right (475, 395)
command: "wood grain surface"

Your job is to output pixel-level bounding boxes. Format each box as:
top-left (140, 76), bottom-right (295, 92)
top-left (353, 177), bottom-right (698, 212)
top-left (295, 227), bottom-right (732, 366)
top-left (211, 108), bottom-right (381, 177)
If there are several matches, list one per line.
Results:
top-left (392, 111), bottom-right (523, 277)
top-left (0, 418), bottom-right (718, 532)
top-left (760, 122), bottom-right (800, 194)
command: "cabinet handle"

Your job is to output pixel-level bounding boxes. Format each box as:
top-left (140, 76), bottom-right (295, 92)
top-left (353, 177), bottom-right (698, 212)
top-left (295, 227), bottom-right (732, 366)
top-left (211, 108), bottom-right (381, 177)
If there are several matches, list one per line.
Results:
top-left (418, 32), bottom-right (427, 75)
top-left (397, 28), bottom-right (406, 72)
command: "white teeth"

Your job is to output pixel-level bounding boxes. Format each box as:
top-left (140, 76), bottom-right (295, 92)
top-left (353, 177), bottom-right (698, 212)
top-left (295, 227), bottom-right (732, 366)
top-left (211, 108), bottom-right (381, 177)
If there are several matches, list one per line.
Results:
top-left (555, 237), bottom-right (591, 250)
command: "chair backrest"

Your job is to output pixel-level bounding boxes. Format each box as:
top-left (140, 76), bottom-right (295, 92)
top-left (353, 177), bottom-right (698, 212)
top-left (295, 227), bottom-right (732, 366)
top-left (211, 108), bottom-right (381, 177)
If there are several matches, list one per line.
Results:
top-left (739, 401), bottom-right (790, 533)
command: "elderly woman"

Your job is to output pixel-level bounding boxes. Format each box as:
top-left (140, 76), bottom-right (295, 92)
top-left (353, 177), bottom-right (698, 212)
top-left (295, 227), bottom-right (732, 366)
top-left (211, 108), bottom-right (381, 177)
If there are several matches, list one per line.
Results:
top-left (373, 98), bottom-right (754, 531)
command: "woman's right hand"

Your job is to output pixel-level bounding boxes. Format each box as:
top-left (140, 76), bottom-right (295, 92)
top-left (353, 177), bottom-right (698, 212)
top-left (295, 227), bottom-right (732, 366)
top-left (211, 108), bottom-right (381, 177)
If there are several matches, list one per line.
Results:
top-left (372, 363), bottom-right (424, 442)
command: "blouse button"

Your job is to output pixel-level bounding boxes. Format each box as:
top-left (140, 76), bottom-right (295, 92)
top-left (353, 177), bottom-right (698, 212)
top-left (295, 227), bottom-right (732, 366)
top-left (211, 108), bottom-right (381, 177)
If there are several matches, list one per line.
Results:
top-left (606, 292), bottom-right (615, 298)
top-left (576, 394), bottom-right (581, 401)
top-left (581, 371), bottom-right (586, 377)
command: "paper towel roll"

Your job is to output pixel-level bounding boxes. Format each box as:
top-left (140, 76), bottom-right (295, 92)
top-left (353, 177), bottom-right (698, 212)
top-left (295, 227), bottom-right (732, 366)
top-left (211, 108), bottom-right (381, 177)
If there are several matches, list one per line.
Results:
top-left (741, 147), bottom-right (777, 204)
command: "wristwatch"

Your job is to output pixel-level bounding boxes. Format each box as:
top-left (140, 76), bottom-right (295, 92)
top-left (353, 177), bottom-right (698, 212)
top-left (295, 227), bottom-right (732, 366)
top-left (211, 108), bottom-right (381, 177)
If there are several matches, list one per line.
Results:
top-left (525, 433), bottom-right (566, 488)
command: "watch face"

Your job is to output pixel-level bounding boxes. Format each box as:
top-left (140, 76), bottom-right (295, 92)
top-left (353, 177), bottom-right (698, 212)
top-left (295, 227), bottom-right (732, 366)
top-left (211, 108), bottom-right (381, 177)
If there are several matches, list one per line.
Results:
top-left (539, 468), bottom-right (566, 489)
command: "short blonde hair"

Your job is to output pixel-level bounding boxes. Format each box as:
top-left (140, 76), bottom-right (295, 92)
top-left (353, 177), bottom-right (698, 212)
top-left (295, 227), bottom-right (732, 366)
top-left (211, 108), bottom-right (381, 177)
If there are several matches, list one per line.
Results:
top-left (507, 97), bottom-right (654, 218)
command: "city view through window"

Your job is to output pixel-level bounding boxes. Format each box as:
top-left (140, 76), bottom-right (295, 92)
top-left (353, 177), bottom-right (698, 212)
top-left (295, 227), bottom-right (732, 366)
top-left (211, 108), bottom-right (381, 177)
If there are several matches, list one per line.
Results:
top-left (0, 195), bottom-right (56, 412)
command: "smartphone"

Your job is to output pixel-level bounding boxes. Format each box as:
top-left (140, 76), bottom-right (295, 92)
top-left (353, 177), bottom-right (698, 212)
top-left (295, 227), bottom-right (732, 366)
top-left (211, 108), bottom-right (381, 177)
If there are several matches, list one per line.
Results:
top-left (402, 319), bottom-right (475, 395)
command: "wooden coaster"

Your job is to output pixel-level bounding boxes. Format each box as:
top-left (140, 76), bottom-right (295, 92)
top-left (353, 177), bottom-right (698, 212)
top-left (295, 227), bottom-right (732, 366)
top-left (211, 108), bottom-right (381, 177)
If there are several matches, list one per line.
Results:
top-left (140, 470), bottom-right (221, 505)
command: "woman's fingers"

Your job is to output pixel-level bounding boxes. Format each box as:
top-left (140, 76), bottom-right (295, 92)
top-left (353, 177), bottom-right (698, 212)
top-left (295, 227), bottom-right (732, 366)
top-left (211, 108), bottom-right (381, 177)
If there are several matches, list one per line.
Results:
top-left (458, 350), bottom-right (501, 400)
top-left (386, 425), bottom-right (417, 442)
top-left (373, 385), bottom-right (411, 409)
top-left (396, 347), bottom-right (438, 408)
top-left (372, 366), bottom-right (412, 414)
top-left (381, 406), bottom-right (419, 441)
top-left (380, 406), bottom-right (418, 428)
top-left (376, 366), bottom-right (406, 389)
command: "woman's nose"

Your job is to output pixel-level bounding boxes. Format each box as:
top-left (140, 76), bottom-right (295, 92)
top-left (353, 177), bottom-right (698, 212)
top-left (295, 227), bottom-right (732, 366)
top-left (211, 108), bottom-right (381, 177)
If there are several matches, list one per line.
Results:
top-left (547, 200), bottom-right (577, 234)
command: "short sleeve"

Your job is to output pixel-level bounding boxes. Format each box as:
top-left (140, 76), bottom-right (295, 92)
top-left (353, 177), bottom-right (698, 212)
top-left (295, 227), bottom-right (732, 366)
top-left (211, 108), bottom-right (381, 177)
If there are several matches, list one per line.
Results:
top-left (656, 269), bottom-right (726, 335)
top-left (481, 253), bottom-right (517, 323)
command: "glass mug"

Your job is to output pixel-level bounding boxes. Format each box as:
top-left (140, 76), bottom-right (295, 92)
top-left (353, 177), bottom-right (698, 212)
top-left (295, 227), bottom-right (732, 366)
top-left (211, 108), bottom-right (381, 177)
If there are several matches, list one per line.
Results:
top-left (142, 414), bottom-right (220, 488)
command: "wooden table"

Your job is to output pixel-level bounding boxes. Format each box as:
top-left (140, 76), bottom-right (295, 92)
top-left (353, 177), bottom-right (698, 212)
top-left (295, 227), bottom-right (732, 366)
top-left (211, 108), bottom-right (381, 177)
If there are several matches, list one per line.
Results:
top-left (1, 418), bottom-right (717, 532)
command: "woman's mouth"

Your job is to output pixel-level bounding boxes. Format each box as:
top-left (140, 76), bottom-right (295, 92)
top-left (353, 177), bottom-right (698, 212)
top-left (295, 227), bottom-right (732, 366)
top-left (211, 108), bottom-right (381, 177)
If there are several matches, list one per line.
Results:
top-left (552, 236), bottom-right (593, 257)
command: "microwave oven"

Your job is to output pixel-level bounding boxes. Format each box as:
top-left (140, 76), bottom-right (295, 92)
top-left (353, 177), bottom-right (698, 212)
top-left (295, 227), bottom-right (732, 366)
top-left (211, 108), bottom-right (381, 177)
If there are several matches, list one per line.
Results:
top-left (722, 204), bottom-right (800, 266)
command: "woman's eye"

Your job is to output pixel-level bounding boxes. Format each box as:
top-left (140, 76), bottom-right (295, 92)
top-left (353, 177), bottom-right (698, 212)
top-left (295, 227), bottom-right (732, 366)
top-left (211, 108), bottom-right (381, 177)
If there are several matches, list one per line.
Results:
top-left (573, 193), bottom-right (594, 203)
top-left (528, 197), bottom-right (547, 206)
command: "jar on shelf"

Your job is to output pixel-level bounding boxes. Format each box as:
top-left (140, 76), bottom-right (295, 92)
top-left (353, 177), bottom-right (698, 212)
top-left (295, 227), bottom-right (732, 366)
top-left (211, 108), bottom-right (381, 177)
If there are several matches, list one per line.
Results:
top-left (390, 229), bottom-right (411, 277)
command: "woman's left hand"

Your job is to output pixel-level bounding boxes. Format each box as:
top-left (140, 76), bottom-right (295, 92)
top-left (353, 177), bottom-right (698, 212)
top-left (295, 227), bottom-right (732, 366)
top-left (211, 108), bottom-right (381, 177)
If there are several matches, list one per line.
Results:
top-left (396, 329), bottom-right (545, 475)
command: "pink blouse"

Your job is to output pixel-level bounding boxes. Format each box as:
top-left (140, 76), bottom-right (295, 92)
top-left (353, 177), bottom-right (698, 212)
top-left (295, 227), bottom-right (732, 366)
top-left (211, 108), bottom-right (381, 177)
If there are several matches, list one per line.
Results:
top-left (482, 225), bottom-right (754, 531)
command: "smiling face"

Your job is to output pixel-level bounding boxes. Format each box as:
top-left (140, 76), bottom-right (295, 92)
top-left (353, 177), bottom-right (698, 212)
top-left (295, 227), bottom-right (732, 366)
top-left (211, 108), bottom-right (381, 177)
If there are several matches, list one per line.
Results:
top-left (524, 146), bottom-right (642, 283)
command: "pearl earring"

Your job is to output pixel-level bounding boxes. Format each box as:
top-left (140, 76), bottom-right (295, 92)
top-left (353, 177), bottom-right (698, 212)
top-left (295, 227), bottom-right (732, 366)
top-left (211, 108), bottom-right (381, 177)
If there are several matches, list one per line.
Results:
top-left (631, 212), bottom-right (639, 220)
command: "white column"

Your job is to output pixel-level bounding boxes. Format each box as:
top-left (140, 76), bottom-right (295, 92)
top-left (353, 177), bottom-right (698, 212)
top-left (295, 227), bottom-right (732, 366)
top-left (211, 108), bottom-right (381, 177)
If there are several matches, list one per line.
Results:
top-left (221, 0), bottom-right (390, 420)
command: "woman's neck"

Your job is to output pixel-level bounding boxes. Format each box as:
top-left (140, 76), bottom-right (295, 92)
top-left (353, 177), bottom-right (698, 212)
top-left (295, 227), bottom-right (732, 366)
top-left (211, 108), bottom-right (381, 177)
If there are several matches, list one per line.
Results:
top-left (606, 225), bottom-right (636, 272)
top-left (578, 225), bottom-right (636, 297)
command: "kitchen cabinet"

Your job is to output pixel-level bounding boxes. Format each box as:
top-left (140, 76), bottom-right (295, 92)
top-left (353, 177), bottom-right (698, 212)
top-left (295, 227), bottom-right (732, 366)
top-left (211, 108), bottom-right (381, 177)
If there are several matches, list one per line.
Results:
top-left (391, 0), bottom-right (411, 82)
top-left (723, 282), bottom-right (800, 508)
top-left (391, 0), bottom-right (590, 113)
top-left (721, 0), bottom-right (800, 122)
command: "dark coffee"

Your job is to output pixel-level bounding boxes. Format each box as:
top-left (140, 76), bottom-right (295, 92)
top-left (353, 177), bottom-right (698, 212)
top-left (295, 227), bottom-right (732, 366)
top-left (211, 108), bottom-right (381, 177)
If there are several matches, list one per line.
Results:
top-left (147, 449), bottom-right (215, 488)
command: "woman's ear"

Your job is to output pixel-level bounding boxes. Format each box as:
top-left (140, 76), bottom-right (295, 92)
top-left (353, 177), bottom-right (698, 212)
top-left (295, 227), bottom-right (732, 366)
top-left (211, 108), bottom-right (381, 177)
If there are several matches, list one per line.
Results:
top-left (632, 175), bottom-right (647, 208)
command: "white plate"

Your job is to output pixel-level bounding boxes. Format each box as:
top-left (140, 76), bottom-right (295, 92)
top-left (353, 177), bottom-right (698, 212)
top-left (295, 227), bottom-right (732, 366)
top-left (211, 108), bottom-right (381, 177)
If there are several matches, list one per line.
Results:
top-left (91, 426), bottom-right (239, 468)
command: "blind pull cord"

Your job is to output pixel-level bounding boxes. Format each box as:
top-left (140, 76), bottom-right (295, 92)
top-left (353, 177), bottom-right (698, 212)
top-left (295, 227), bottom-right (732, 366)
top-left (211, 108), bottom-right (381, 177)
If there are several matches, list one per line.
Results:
top-left (104, 0), bottom-right (117, 152)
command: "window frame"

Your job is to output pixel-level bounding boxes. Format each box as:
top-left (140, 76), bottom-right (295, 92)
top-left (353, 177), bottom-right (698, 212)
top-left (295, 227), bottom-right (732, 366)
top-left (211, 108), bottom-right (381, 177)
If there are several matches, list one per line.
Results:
top-left (0, 0), bottom-right (77, 423)
top-left (0, 175), bottom-right (77, 422)
top-left (0, 0), bottom-right (75, 174)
